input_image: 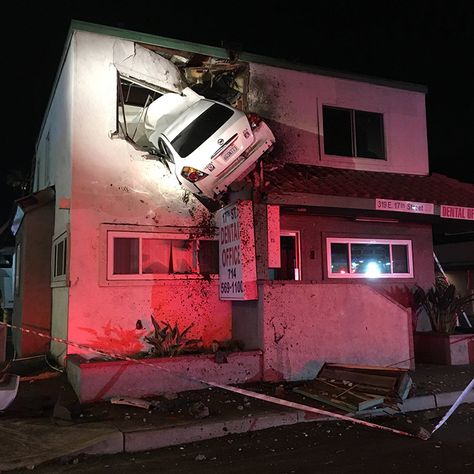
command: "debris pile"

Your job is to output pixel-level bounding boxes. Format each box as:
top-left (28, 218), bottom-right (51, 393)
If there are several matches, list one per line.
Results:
top-left (293, 363), bottom-right (412, 415)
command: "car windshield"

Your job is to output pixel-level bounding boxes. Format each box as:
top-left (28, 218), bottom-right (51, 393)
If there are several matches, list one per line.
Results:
top-left (171, 103), bottom-right (234, 158)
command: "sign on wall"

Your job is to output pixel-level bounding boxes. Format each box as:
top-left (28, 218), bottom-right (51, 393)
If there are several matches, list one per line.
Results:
top-left (375, 198), bottom-right (434, 215)
top-left (216, 201), bottom-right (257, 300)
top-left (440, 205), bottom-right (474, 221)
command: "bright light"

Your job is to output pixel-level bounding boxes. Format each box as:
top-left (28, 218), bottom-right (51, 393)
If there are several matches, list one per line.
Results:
top-left (366, 261), bottom-right (380, 278)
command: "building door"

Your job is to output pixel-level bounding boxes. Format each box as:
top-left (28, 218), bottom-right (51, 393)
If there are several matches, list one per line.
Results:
top-left (272, 231), bottom-right (301, 280)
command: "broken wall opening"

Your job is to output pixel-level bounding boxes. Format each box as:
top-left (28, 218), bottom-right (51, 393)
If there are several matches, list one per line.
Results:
top-left (115, 42), bottom-right (249, 157)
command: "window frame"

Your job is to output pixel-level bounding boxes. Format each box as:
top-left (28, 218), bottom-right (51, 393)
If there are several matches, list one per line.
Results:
top-left (51, 231), bottom-right (69, 286)
top-left (322, 105), bottom-right (386, 161)
top-left (106, 230), bottom-right (219, 281)
top-left (326, 237), bottom-right (413, 279)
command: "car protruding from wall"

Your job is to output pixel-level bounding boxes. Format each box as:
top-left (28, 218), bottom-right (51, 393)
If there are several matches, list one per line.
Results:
top-left (114, 42), bottom-right (276, 201)
top-left (145, 94), bottom-right (275, 199)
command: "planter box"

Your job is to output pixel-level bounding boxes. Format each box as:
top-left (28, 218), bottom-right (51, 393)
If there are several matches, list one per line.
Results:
top-left (414, 332), bottom-right (474, 365)
top-left (67, 351), bottom-right (263, 403)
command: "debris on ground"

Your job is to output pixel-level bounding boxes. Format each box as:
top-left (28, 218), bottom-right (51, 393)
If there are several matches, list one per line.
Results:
top-left (188, 401), bottom-right (210, 419)
top-left (293, 362), bottom-right (413, 415)
top-left (110, 396), bottom-right (152, 410)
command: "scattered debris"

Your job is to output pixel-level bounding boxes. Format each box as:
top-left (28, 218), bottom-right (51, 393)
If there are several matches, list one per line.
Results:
top-left (293, 362), bottom-right (412, 415)
top-left (110, 396), bottom-right (151, 410)
top-left (188, 401), bottom-right (210, 419)
top-left (416, 426), bottom-right (432, 440)
top-left (195, 454), bottom-right (206, 461)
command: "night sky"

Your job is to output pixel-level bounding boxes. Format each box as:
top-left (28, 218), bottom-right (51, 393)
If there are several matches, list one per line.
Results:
top-left (2, 0), bottom-right (473, 225)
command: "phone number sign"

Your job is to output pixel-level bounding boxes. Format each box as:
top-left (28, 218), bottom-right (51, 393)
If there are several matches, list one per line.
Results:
top-left (217, 201), bottom-right (257, 300)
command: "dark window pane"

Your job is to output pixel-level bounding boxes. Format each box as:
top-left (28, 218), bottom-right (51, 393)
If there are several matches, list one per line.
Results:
top-left (114, 238), bottom-right (139, 274)
top-left (171, 103), bottom-right (234, 157)
top-left (355, 111), bottom-right (385, 159)
top-left (56, 241), bottom-right (64, 277)
top-left (323, 107), bottom-right (353, 157)
top-left (330, 243), bottom-right (349, 274)
top-left (351, 243), bottom-right (391, 275)
top-left (392, 245), bottom-right (408, 273)
top-left (198, 240), bottom-right (219, 274)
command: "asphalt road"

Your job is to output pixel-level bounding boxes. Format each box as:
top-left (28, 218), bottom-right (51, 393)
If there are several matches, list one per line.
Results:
top-left (13, 404), bottom-right (474, 473)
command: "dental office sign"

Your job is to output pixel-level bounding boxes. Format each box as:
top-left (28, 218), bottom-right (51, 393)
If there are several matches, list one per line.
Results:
top-left (375, 199), bottom-right (434, 215)
top-left (440, 205), bottom-right (474, 221)
top-left (217, 201), bottom-right (257, 300)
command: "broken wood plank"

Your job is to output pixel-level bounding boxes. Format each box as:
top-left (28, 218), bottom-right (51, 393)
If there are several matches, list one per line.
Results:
top-left (297, 381), bottom-right (384, 412)
top-left (318, 368), bottom-right (398, 389)
top-left (110, 396), bottom-right (151, 410)
top-left (293, 386), bottom-right (358, 413)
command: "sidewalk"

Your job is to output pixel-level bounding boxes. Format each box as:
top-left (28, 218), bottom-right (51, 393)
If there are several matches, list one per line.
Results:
top-left (1, 360), bottom-right (473, 471)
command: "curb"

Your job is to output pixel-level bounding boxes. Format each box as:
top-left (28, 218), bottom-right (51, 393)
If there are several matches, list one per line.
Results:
top-left (80, 389), bottom-right (474, 456)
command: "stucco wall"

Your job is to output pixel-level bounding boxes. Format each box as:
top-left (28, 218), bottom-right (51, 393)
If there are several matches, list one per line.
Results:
top-left (33, 35), bottom-right (75, 356)
top-left (66, 31), bottom-right (231, 356)
top-left (279, 214), bottom-right (434, 308)
top-left (259, 282), bottom-right (414, 381)
top-left (13, 202), bottom-right (54, 357)
top-left (248, 63), bottom-right (429, 176)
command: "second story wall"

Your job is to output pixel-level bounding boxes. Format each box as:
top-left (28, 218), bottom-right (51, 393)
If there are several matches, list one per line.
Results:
top-left (71, 31), bottom-right (204, 227)
top-left (248, 63), bottom-right (429, 175)
top-left (34, 40), bottom-right (74, 235)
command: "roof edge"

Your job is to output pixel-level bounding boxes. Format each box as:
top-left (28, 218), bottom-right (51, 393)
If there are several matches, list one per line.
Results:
top-left (72, 20), bottom-right (428, 93)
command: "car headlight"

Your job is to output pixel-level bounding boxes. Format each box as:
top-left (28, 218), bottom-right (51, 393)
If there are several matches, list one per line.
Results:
top-left (181, 167), bottom-right (208, 183)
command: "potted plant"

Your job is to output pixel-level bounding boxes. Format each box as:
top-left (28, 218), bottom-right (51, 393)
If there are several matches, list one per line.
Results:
top-left (413, 276), bottom-right (474, 365)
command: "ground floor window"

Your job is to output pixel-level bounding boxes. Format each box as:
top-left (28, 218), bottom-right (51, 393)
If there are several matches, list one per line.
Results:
top-left (107, 230), bottom-right (218, 280)
top-left (326, 237), bottom-right (413, 278)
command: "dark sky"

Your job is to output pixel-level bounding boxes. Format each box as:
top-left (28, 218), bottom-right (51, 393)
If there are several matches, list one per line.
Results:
top-left (2, 0), bottom-right (473, 224)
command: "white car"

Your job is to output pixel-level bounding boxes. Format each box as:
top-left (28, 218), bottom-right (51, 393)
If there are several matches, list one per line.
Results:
top-left (146, 94), bottom-right (275, 199)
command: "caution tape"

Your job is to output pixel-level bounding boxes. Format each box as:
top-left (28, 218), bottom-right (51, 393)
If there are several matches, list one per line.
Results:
top-left (1, 321), bottom-right (427, 439)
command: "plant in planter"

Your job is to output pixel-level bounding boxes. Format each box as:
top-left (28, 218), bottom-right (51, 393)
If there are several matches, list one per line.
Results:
top-left (413, 277), bottom-right (474, 365)
top-left (144, 316), bottom-right (203, 357)
top-left (414, 277), bottom-right (474, 334)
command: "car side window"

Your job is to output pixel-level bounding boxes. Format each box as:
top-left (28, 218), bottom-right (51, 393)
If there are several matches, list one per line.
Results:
top-left (158, 138), bottom-right (174, 164)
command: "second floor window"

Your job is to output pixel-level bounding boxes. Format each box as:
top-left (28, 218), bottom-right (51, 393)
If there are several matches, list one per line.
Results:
top-left (323, 106), bottom-right (385, 160)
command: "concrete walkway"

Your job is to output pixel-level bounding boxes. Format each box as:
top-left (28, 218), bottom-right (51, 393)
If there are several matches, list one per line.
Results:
top-left (80, 381), bottom-right (474, 456)
top-left (0, 363), bottom-right (473, 471)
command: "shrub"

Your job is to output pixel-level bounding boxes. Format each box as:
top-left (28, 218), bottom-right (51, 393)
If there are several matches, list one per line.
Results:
top-left (414, 278), bottom-right (474, 334)
top-left (144, 316), bottom-right (202, 357)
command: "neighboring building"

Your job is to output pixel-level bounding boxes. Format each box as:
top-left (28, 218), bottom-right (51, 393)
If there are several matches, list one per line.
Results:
top-left (13, 21), bottom-right (473, 380)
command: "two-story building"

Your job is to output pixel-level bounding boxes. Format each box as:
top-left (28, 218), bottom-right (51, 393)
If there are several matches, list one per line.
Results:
top-left (12, 21), bottom-right (473, 387)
